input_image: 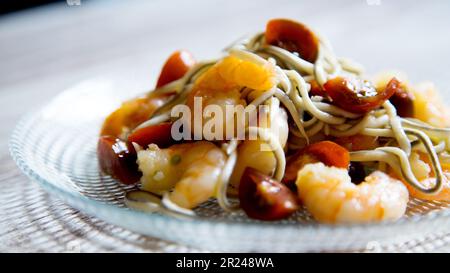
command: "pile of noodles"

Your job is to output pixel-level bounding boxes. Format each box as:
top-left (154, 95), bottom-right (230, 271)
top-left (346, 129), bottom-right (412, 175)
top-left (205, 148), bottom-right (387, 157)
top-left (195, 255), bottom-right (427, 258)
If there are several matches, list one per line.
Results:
top-left (132, 30), bottom-right (450, 214)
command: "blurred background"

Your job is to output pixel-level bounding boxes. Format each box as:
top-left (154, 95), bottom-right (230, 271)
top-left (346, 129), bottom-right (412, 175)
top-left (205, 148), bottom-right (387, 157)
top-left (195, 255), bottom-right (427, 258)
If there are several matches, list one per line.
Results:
top-left (1, 0), bottom-right (450, 151)
top-left (0, 0), bottom-right (450, 151)
top-left (1, 0), bottom-right (450, 253)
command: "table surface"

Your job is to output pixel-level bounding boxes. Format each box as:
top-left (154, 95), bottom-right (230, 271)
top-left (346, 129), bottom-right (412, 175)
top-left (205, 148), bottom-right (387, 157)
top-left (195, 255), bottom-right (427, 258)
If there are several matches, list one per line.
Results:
top-left (1, 0), bottom-right (450, 252)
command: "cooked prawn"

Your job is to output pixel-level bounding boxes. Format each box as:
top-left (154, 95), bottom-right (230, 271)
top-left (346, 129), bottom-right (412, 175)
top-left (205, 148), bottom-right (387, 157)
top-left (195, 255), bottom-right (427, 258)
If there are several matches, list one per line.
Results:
top-left (136, 141), bottom-right (227, 209)
top-left (186, 55), bottom-right (278, 140)
top-left (406, 175), bottom-right (450, 201)
top-left (295, 163), bottom-right (409, 224)
top-left (399, 152), bottom-right (450, 201)
top-left (191, 55), bottom-right (277, 93)
top-left (185, 54), bottom-right (288, 187)
top-left (229, 98), bottom-right (289, 187)
top-left (374, 71), bottom-right (450, 128)
top-left (411, 82), bottom-right (450, 128)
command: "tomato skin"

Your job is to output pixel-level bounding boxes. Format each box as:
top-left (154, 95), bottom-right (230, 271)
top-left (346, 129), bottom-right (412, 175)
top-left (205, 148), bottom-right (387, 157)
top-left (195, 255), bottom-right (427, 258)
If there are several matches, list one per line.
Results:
top-left (388, 84), bottom-right (415, 118)
top-left (303, 141), bottom-right (350, 168)
top-left (98, 51), bottom-right (195, 182)
top-left (156, 50), bottom-right (196, 88)
top-left (323, 77), bottom-right (398, 114)
top-left (282, 141), bottom-right (350, 187)
top-left (308, 79), bottom-right (329, 99)
top-left (348, 162), bottom-right (367, 185)
top-left (127, 122), bottom-right (174, 148)
top-left (97, 136), bottom-right (141, 185)
top-left (333, 134), bottom-right (379, 152)
top-left (100, 50), bottom-right (194, 139)
top-left (239, 168), bottom-right (299, 221)
top-left (265, 18), bottom-right (319, 63)
top-left (100, 94), bottom-right (173, 138)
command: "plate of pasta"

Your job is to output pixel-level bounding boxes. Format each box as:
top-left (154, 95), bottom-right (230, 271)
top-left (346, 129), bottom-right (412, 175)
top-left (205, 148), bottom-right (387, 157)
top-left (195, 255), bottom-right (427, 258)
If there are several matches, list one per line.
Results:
top-left (10, 18), bottom-right (450, 252)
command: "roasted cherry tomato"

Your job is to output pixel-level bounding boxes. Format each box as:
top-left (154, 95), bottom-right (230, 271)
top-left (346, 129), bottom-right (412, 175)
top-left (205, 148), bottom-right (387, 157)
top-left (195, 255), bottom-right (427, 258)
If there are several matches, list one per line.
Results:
top-left (323, 77), bottom-right (398, 114)
top-left (156, 50), bottom-right (196, 88)
top-left (101, 51), bottom-right (194, 138)
top-left (388, 83), bottom-right (415, 118)
top-left (308, 79), bottom-right (329, 99)
top-left (333, 134), bottom-right (379, 151)
top-left (127, 122), bottom-right (174, 148)
top-left (282, 141), bottom-right (350, 187)
top-left (265, 18), bottom-right (319, 63)
top-left (348, 162), bottom-right (367, 185)
top-left (100, 93), bottom-right (173, 138)
top-left (97, 136), bottom-right (141, 185)
top-left (239, 167), bottom-right (299, 221)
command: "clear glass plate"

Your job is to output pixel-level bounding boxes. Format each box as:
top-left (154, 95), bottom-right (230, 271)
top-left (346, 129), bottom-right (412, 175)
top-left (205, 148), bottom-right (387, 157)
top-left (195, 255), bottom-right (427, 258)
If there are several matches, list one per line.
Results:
top-left (10, 79), bottom-right (450, 252)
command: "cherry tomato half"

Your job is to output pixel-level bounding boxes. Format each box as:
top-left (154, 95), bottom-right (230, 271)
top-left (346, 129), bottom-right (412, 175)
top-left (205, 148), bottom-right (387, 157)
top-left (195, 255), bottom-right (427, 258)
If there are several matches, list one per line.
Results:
top-left (97, 136), bottom-right (141, 185)
top-left (323, 77), bottom-right (398, 114)
top-left (282, 141), bottom-right (350, 187)
top-left (100, 93), bottom-right (174, 138)
top-left (156, 50), bottom-right (196, 88)
top-left (308, 79), bottom-right (330, 99)
top-left (265, 18), bottom-right (319, 63)
top-left (127, 122), bottom-right (174, 148)
top-left (100, 50), bottom-right (194, 138)
top-left (348, 162), bottom-right (367, 185)
top-left (239, 167), bottom-right (299, 221)
top-left (333, 134), bottom-right (379, 152)
top-left (388, 83), bottom-right (415, 118)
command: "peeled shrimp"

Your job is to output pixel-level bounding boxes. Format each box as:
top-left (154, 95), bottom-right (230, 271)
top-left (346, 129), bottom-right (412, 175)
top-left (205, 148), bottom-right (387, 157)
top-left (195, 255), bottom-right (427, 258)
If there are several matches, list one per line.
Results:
top-left (229, 98), bottom-right (289, 187)
top-left (186, 55), bottom-right (277, 140)
top-left (411, 82), bottom-right (450, 128)
top-left (185, 54), bottom-right (288, 187)
top-left (296, 163), bottom-right (409, 224)
top-left (374, 71), bottom-right (450, 128)
top-left (136, 141), bottom-right (226, 209)
top-left (406, 176), bottom-right (450, 201)
top-left (400, 152), bottom-right (450, 201)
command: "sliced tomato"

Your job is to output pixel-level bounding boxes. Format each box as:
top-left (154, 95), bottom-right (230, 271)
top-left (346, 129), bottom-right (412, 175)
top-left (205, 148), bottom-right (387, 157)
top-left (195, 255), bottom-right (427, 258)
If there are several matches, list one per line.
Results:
top-left (265, 18), bottom-right (319, 63)
top-left (282, 141), bottom-right (350, 187)
top-left (308, 79), bottom-right (329, 99)
top-left (388, 83), bottom-right (415, 118)
top-left (239, 167), bottom-right (299, 221)
top-left (333, 134), bottom-right (379, 151)
top-left (127, 122), bottom-right (174, 148)
top-left (348, 162), bottom-right (367, 185)
top-left (156, 50), bottom-right (196, 88)
top-left (100, 93), bottom-right (174, 138)
top-left (323, 77), bottom-right (398, 114)
top-left (97, 136), bottom-right (141, 185)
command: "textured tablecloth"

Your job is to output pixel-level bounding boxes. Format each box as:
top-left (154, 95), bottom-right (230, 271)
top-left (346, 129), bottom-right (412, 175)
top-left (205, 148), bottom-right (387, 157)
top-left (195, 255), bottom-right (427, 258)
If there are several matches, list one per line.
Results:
top-left (1, 0), bottom-right (449, 252)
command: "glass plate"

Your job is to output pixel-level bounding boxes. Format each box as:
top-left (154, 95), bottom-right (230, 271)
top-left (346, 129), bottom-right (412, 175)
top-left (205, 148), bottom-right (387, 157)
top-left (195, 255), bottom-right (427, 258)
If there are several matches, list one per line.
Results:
top-left (10, 78), bottom-right (450, 252)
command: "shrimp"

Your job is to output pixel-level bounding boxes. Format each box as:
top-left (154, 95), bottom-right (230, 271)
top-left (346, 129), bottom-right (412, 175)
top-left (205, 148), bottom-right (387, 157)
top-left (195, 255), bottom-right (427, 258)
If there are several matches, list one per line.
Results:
top-left (411, 82), bottom-right (450, 128)
top-left (397, 152), bottom-right (450, 201)
top-left (229, 98), bottom-right (289, 188)
top-left (407, 176), bottom-right (450, 201)
top-left (136, 141), bottom-right (226, 209)
top-left (186, 55), bottom-right (278, 140)
top-left (101, 50), bottom-right (195, 139)
top-left (374, 71), bottom-right (450, 128)
top-left (295, 163), bottom-right (409, 224)
top-left (185, 54), bottom-right (288, 188)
